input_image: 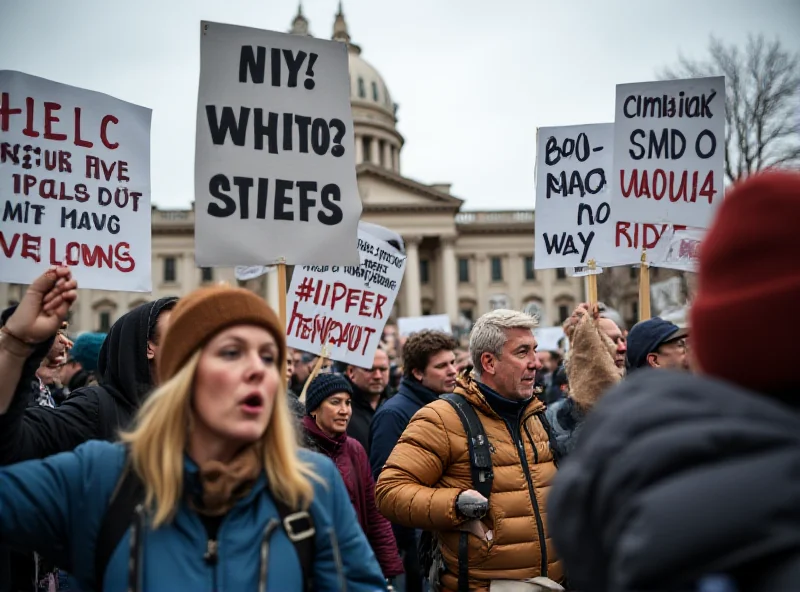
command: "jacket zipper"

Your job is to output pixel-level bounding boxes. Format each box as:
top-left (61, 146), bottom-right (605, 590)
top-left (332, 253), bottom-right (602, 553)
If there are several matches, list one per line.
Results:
top-left (204, 538), bottom-right (219, 590)
top-left (503, 418), bottom-right (548, 577)
top-left (258, 519), bottom-right (280, 592)
top-left (523, 422), bottom-right (549, 575)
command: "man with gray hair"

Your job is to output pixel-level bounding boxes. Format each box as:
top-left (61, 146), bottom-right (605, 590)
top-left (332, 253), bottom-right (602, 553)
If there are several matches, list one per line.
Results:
top-left (376, 310), bottom-right (563, 591)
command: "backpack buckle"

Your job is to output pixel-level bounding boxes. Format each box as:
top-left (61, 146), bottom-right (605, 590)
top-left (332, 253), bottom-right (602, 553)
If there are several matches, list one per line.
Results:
top-left (282, 511), bottom-right (316, 542)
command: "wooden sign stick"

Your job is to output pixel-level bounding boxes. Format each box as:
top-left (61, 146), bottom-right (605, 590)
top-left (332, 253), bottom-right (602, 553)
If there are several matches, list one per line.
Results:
top-left (299, 345), bottom-right (330, 404)
top-left (639, 250), bottom-right (651, 321)
top-left (277, 258), bottom-right (287, 330)
top-left (587, 259), bottom-right (598, 306)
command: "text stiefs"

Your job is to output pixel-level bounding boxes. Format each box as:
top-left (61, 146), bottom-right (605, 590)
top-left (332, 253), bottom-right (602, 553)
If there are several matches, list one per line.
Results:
top-left (207, 176), bottom-right (342, 225)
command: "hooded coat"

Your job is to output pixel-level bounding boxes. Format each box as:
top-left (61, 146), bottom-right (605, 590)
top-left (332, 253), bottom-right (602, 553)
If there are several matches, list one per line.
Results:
top-left (548, 370), bottom-right (800, 592)
top-left (0, 298), bottom-right (176, 465)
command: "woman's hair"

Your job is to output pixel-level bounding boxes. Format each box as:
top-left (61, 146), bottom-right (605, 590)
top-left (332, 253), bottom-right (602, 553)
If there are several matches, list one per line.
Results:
top-left (120, 349), bottom-right (319, 528)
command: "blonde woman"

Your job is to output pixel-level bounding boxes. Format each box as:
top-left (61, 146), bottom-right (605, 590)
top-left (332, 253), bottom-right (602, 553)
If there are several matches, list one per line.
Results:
top-left (0, 285), bottom-right (387, 591)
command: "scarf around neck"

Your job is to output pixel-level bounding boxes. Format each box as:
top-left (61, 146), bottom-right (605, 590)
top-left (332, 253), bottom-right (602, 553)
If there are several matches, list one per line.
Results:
top-left (190, 445), bottom-right (262, 517)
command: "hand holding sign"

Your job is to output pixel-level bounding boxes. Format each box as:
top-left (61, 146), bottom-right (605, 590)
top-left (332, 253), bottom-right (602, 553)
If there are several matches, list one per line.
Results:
top-left (4, 266), bottom-right (77, 345)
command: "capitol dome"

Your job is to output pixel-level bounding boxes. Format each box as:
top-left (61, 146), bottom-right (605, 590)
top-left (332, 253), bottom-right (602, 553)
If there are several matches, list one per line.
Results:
top-left (290, 2), bottom-right (404, 173)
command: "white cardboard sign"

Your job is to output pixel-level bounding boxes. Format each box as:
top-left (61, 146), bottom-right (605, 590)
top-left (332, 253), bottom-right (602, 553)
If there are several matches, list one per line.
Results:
top-left (612, 76), bottom-right (725, 229)
top-left (286, 227), bottom-right (406, 368)
top-left (397, 314), bottom-right (452, 337)
top-left (0, 71), bottom-right (152, 291)
top-left (534, 123), bottom-right (617, 269)
top-left (649, 226), bottom-right (704, 272)
top-left (195, 21), bottom-right (361, 267)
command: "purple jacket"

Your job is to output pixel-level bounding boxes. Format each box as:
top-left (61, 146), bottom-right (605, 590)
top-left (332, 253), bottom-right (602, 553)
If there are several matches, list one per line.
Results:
top-left (303, 416), bottom-right (403, 578)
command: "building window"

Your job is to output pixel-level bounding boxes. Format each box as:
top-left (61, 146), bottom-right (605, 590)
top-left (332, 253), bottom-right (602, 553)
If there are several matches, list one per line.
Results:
top-left (458, 258), bottom-right (470, 283)
top-left (524, 256), bottom-right (536, 280)
top-left (378, 140), bottom-right (385, 167)
top-left (362, 136), bottom-right (371, 163)
top-left (420, 259), bottom-right (430, 284)
top-left (632, 302), bottom-right (639, 322)
top-left (201, 267), bottom-right (213, 283)
top-left (99, 311), bottom-right (111, 333)
top-left (163, 257), bottom-right (176, 283)
top-left (461, 308), bottom-right (474, 322)
top-left (358, 77), bottom-right (365, 98)
top-left (491, 257), bottom-right (503, 282)
top-left (558, 305), bottom-right (570, 325)
top-left (629, 266), bottom-right (637, 280)
top-left (372, 81), bottom-right (379, 101)
top-left (556, 267), bottom-right (567, 280)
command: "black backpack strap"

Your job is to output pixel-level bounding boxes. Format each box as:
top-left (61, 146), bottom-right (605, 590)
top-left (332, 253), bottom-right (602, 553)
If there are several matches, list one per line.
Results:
top-left (440, 393), bottom-right (494, 592)
top-left (274, 500), bottom-right (316, 592)
top-left (441, 393), bottom-right (493, 499)
top-left (95, 452), bottom-right (145, 591)
top-left (536, 409), bottom-right (561, 468)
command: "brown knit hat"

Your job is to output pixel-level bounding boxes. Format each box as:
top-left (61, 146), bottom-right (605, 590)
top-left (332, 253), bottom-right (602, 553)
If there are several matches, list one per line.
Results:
top-left (157, 285), bottom-right (285, 383)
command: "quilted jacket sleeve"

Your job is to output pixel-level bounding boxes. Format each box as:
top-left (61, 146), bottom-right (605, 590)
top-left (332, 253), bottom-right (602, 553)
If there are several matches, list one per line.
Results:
top-left (374, 403), bottom-right (463, 531)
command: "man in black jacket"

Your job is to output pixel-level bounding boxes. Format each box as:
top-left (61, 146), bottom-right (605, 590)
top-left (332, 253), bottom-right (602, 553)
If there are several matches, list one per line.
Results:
top-left (345, 347), bottom-right (391, 453)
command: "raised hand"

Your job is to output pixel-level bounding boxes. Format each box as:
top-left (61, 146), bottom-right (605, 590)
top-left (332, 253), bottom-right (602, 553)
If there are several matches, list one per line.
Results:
top-left (4, 267), bottom-right (78, 345)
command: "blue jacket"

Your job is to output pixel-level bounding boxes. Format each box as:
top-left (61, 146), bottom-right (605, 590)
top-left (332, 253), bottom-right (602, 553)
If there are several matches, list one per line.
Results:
top-left (0, 440), bottom-right (387, 591)
top-left (368, 377), bottom-right (440, 481)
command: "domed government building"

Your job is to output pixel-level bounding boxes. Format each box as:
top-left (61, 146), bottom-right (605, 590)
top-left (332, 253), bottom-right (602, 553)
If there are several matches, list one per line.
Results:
top-left (2, 6), bottom-right (657, 336)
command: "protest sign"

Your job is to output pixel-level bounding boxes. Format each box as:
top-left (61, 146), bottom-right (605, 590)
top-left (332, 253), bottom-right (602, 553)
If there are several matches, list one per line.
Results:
top-left (535, 123), bottom-right (620, 268)
top-left (0, 71), bottom-right (152, 291)
top-left (612, 76), bottom-right (725, 229)
top-left (534, 327), bottom-right (566, 352)
top-left (195, 21), bottom-right (361, 267)
top-left (397, 314), bottom-right (452, 337)
top-left (234, 265), bottom-right (274, 281)
top-left (286, 227), bottom-right (406, 368)
top-left (649, 226), bottom-right (704, 272)
top-left (568, 264), bottom-right (604, 277)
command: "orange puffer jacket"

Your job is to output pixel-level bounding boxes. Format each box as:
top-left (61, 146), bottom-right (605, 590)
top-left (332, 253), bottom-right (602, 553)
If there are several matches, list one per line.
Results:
top-left (375, 373), bottom-right (562, 591)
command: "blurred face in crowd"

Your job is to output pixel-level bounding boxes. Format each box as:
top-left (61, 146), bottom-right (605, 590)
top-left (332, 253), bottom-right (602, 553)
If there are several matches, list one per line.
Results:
top-left (59, 359), bottom-right (83, 385)
top-left (191, 325), bottom-right (279, 460)
top-left (348, 349), bottom-right (390, 395)
top-left (285, 348), bottom-right (295, 383)
top-left (480, 328), bottom-right (539, 401)
top-left (454, 348), bottom-right (471, 373)
top-left (413, 349), bottom-right (458, 394)
top-left (292, 350), bottom-right (313, 384)
top-left (537, 351), bottom-right (559, 374)
top-left (648, 337), bottom-right (690, 371)
top-left (598, 318), bottom-right (627, 377)
top-left (313, 392), bottom-right (352, 437)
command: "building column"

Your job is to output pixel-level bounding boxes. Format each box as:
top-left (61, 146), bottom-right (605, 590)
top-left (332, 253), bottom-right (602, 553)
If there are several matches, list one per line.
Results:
top-left (393, 146), bottom-right (400, 173)
top-left (475, 254), bottom-right (488, 316)
top-left (182, 254), bottom-right (197, 295)
top-left (508, 253), bottom-right (522, 311)
top-left (382, 141), bottom-right (392, 171)
top-left (78, 288), bottom-right (93, 333)
top-left (542, 268), bottom-right (556, 327)
top-left (364, 136), bottom-right (378, 164)
top-left (355, 133), bottom-right (363, 164)
top-left (0, 283), bottom-right (8, 310)
top-left (402, 235), bottom-right (422, 318)
top-left (440, 237), bottom-right (459, 323)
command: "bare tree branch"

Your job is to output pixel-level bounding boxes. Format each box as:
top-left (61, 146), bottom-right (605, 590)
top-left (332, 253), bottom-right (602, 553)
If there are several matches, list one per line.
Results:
top-left (660, 34), bottom-right (800, 183)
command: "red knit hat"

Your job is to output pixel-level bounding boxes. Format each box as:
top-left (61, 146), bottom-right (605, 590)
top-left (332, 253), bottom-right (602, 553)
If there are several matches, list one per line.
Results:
top-left (691, 169), bottom-right (800, 393)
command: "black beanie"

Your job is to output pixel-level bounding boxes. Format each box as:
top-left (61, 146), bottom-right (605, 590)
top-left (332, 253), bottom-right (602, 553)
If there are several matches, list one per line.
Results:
top-left (305, 373), bottom-right (353, 416)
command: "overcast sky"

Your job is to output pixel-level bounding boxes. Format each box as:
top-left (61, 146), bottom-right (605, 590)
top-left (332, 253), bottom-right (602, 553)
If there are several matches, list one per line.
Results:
top-left (1, 0), bottom-right (797, 211)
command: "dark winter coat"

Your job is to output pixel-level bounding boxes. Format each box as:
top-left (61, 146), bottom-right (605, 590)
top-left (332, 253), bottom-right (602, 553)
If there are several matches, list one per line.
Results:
top-left (369, 377), bottom-right (440, 481)
top-left (303, 416), bottom-right (403, 579)
top-left (345, 377), bottom-right (390, 454)
top-left (548, 369), bottom-right (800, 592)
top-left (0, 297), bottom-right (175, 465)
